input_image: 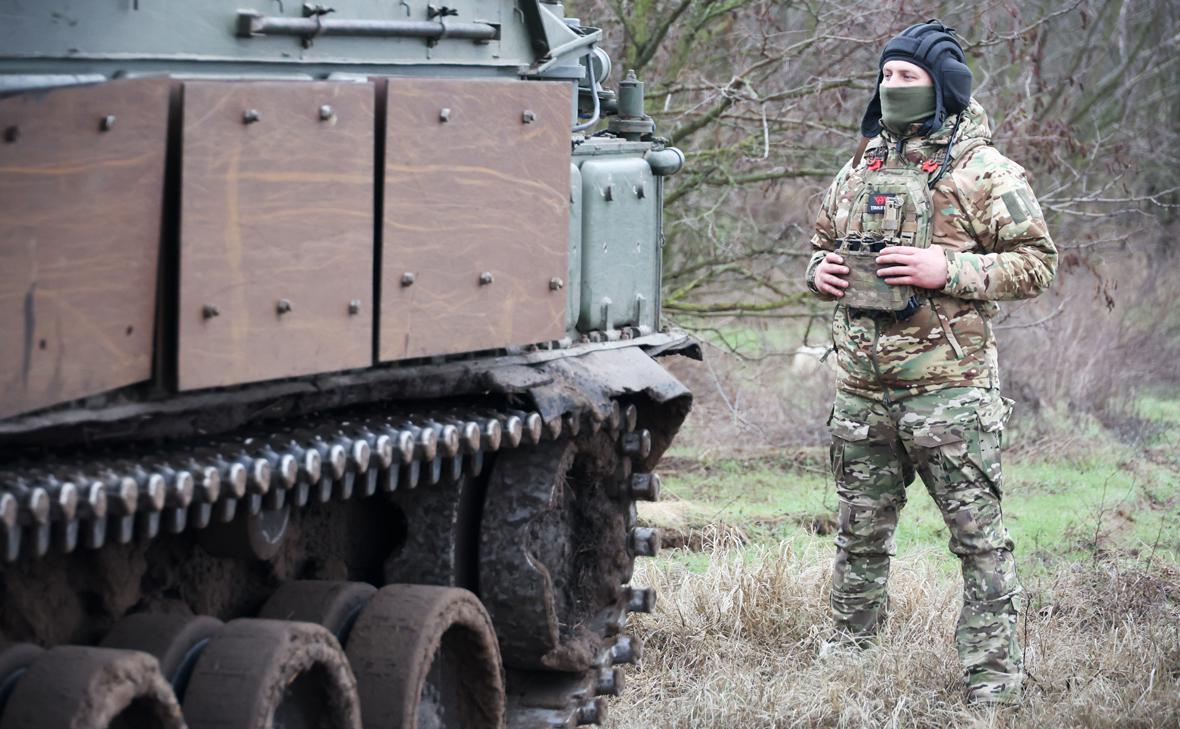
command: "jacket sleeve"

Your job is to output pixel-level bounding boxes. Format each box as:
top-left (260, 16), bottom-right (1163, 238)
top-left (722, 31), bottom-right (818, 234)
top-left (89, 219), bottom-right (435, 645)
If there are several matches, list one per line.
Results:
top-left (805, 160), bottom-right (853, 300)
top-left (941, 150), bottom-right (1057, 301)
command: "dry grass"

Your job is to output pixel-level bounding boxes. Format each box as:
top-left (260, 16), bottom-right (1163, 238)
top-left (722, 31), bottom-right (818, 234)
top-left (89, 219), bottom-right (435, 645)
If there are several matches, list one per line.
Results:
top-left (607, 536), bottom-right (1180, 728)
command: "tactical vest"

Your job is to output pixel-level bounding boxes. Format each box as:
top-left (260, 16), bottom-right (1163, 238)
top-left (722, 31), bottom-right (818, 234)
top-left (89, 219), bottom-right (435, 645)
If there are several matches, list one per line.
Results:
top-left (839, 133), bottom-right (987, 313)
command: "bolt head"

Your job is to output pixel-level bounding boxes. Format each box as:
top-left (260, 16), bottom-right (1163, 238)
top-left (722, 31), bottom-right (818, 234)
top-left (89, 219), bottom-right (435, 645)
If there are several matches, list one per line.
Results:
top-left (348, 299), bottom-right (362, 315)
top-left (549, 277), bottom-right (564, 291)
top-left (479, 271), bottom-right (494, 285)
top-left (439, 107), bottom-right (451, 123)
top-left (243, 109), bottom-right (261, 124)
top-left (400, 272), bottom-right (416, 286)
top-left (276, 298), bottom-right (293, 315)
top-left (100, 115), bottom-right (117, 132)
top-left (319, 104), bottom-right (334, 121)
top-left (3, 125), bottom-right (19, 143)
top-left (522, 109), bottom-right (536, 124)
top-left (202, 304), bottom-right (220, 319)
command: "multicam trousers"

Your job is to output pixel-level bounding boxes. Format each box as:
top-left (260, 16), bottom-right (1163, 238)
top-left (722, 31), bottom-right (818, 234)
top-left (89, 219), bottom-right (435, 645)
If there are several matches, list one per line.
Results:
top-left (827, 386), bottom-right (1023, 699)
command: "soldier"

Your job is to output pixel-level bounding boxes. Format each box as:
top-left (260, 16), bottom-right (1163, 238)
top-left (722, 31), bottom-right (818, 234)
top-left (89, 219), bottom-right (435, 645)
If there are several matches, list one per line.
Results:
top-left (804, 20), bottom-right (1057, 705)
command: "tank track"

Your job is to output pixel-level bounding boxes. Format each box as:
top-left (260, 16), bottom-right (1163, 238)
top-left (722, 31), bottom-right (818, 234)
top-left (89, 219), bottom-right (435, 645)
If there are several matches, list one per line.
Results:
top-left (0, 398), bottom-right (665, 728)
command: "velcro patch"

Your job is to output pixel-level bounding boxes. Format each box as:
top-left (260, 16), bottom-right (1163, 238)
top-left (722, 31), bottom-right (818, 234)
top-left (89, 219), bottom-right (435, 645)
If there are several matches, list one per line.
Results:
top-left (1000, 190), bottom-right (1030, 224)
top-left (867, 192), bottom-right (896, 215)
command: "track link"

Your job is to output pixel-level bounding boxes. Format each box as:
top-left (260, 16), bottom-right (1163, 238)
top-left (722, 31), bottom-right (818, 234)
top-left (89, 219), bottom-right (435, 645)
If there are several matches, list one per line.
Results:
top-left (0, 399), bottom-right (666, 727)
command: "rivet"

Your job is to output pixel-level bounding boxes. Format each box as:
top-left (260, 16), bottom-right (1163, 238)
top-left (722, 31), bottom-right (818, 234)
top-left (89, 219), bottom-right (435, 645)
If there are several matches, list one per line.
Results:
top-left (3, 126), bottom-right (19, 143)
top-left (401, 272), bottom-right (416, 286)
top-left (348, 299), bottom-right (361, 315)
top-left (100, 115), bottom-right (117, 132)
top-left (202, 304), bottom-right (220, 319)
top-left (276, 299), bottom-right (293, 315)
top-left (549, 277), bottom-right (564, 291)
top-left (522, 109), bottom-right (536, 124)
top-left (243, 109), bottom-right (261, 124)
top-left (319, 104), bottom-right (334, 121)
top-left (439, 108), bottom-right (451, 123)
top-left (479, 271), bottom-right (494, 286)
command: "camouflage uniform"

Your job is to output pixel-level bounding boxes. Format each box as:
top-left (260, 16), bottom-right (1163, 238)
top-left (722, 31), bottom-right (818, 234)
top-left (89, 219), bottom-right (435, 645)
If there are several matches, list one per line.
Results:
top-left (805, 99), bottom-right (1056, 702)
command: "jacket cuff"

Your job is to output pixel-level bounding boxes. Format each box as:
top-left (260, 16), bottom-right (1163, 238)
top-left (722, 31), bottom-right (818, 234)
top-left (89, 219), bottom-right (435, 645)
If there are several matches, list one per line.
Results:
top-left (805, 250), bottom-right (836, 300)
top-left (941, 249), bottom-right (980, 299)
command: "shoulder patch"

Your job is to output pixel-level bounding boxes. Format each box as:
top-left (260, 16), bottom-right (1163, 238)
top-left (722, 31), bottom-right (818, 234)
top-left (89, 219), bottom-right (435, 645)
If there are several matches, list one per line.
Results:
top-left (1000, 190), bottom-right (1030, 224)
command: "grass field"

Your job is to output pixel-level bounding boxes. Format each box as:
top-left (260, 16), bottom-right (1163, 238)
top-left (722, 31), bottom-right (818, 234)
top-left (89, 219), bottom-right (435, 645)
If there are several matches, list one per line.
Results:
top-left (604, 392), bottom-right (1180, 728)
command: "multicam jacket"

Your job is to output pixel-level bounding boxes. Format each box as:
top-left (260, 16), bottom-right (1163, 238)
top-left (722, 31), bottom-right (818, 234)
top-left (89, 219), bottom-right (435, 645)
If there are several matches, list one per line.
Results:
top-left (805, 99), bottom-right (1057, 401)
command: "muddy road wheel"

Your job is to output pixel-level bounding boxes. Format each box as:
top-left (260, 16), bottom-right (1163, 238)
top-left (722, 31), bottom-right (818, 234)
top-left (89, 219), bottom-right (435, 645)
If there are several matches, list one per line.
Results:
top-left (100, 613), bottom-right (223, 699)
top-left (0, 646), bottom-right (184, 729)
top-left (347, 584), bottom-right (504, 729)
top-left (259, 580), bottom-right (376, 644)
top-left (181, 619), bottom-right (360, 729)
top-left (0, 643), bottom-right (40, 717)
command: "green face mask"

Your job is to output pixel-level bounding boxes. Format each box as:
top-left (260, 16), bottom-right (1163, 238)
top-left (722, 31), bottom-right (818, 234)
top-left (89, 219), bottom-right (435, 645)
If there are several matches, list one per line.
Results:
top-left (879, 85), bottom-right (936, 134)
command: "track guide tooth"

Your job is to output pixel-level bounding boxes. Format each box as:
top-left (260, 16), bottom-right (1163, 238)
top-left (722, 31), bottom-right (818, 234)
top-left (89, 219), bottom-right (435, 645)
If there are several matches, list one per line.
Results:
top-left (576, 697), bottom-right (608, 725)
top-left (621, 403), bottom-right (638, 433)
top-left (594, 667), bottom-right (624, 697)
top-left (621, 429), bottom-right (652, 459)
top-left (402, 459), bottom-right (422, 489)
top-left (444, 455), bottom-right (463, 482)
top-left (562, 412), bottom-right (581, 438)
top-left (542, 414), bottom-right (563, 440)
top-left (437, 417), bottom-right (481, 455)
top-left (628, 527), bottom-right (660, 558)
top-left (468, 450), bottom-right (485, 477)
top-left (628, 472), bottom-right (660, 501)
top-left (607, 401), bottom-right (622, 432)
top-left (609, 635), bottom-right (642, 665)
top-left (625, 586), bottom-right (657, 613)
top-left (423, 457), bottom-right (443, 486)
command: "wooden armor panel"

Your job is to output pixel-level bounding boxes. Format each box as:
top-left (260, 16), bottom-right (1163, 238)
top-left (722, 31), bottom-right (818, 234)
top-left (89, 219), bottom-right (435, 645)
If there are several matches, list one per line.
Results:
top-left (178, 81), bottom-right (374, 391)
top-left (379, 78), bottom-right (570, 361)
top-left (0, 77), bottom-right (170, 419)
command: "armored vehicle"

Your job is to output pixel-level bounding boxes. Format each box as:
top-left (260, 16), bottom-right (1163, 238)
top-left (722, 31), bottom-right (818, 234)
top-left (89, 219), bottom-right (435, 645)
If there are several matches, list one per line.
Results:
top-left (0, 2), bottom-right (696, 727)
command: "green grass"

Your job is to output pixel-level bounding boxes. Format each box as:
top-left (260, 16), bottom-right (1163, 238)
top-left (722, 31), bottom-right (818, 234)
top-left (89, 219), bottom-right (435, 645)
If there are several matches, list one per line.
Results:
top-left (647, 394), bottom-right (1180, 574)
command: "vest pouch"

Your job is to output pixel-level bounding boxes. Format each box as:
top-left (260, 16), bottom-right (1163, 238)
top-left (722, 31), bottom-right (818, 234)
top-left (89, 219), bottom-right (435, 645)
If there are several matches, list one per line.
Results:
top-left (840, 245), bottom-right (913, 312)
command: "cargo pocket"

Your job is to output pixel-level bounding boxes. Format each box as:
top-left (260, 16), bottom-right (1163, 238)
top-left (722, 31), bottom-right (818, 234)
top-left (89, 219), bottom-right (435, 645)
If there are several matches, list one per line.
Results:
top-left (915, 422), bottom-right (1001, 496)
top-left (828, 415), bottom-right (869, 486)
top-left (971, 393), bottom-right (1011, 494)
top-left (912, 425), bottom-right (969, 487)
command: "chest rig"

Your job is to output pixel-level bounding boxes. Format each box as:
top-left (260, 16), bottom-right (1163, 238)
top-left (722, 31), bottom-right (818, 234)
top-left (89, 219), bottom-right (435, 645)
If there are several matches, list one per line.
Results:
top-left (837, 117), bottom-right (975, 317)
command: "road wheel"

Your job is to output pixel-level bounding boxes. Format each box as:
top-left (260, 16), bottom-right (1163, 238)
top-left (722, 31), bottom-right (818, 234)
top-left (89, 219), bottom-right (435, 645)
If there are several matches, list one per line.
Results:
top-left (346, 584), bottom-right (505, 729)
top-left (182, 618), bottom-right (360, 729)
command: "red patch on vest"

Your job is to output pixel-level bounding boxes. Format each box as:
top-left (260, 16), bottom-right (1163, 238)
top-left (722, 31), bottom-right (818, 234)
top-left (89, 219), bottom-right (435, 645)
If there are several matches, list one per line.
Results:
top-left (922, 159), bottom-right (940, 173)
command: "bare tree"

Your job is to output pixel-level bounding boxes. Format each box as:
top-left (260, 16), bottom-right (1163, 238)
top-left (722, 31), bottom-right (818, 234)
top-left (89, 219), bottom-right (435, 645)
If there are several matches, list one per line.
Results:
top-left (576, 0), bottom-right (1179, 321)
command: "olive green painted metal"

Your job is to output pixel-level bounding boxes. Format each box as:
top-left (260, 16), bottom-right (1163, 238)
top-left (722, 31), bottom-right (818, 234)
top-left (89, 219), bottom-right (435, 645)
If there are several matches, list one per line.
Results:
top-left (0, 0), bottom-right (530, 74)
top-left (576, 151), bottom-right (660, 333)
top-left (567, 162), bottom-right (584, 334)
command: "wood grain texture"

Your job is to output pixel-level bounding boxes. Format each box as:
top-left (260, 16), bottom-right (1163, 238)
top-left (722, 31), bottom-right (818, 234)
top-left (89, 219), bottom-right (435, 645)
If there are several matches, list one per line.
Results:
top-left (178, 81), bottom-right (374, 391)
top-left (379, 78), bottom-right (570, 362)
top-left (0, 77), bottom-right (170, 419)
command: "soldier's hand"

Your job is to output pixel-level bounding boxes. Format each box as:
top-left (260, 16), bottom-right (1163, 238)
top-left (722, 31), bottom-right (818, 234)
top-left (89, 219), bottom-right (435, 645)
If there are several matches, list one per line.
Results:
top-left (876, 246), bottom-right (948, 289)
top-left (815, 252), bottom-right (850, 297)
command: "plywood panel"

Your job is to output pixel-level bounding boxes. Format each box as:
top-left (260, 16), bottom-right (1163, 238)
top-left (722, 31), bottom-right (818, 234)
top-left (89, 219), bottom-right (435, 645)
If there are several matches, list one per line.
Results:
top-left (0, 77), bottom-right (170, 419)
top-left (379, 78), bottom-right (570, 362)
top-left (178, 81), bottom-right (374, 391)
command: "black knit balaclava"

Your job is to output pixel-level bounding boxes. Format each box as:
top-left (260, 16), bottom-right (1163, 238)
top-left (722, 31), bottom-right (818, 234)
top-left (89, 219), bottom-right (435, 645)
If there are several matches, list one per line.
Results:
top-left (860, 19), bottom-right (973, 138)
